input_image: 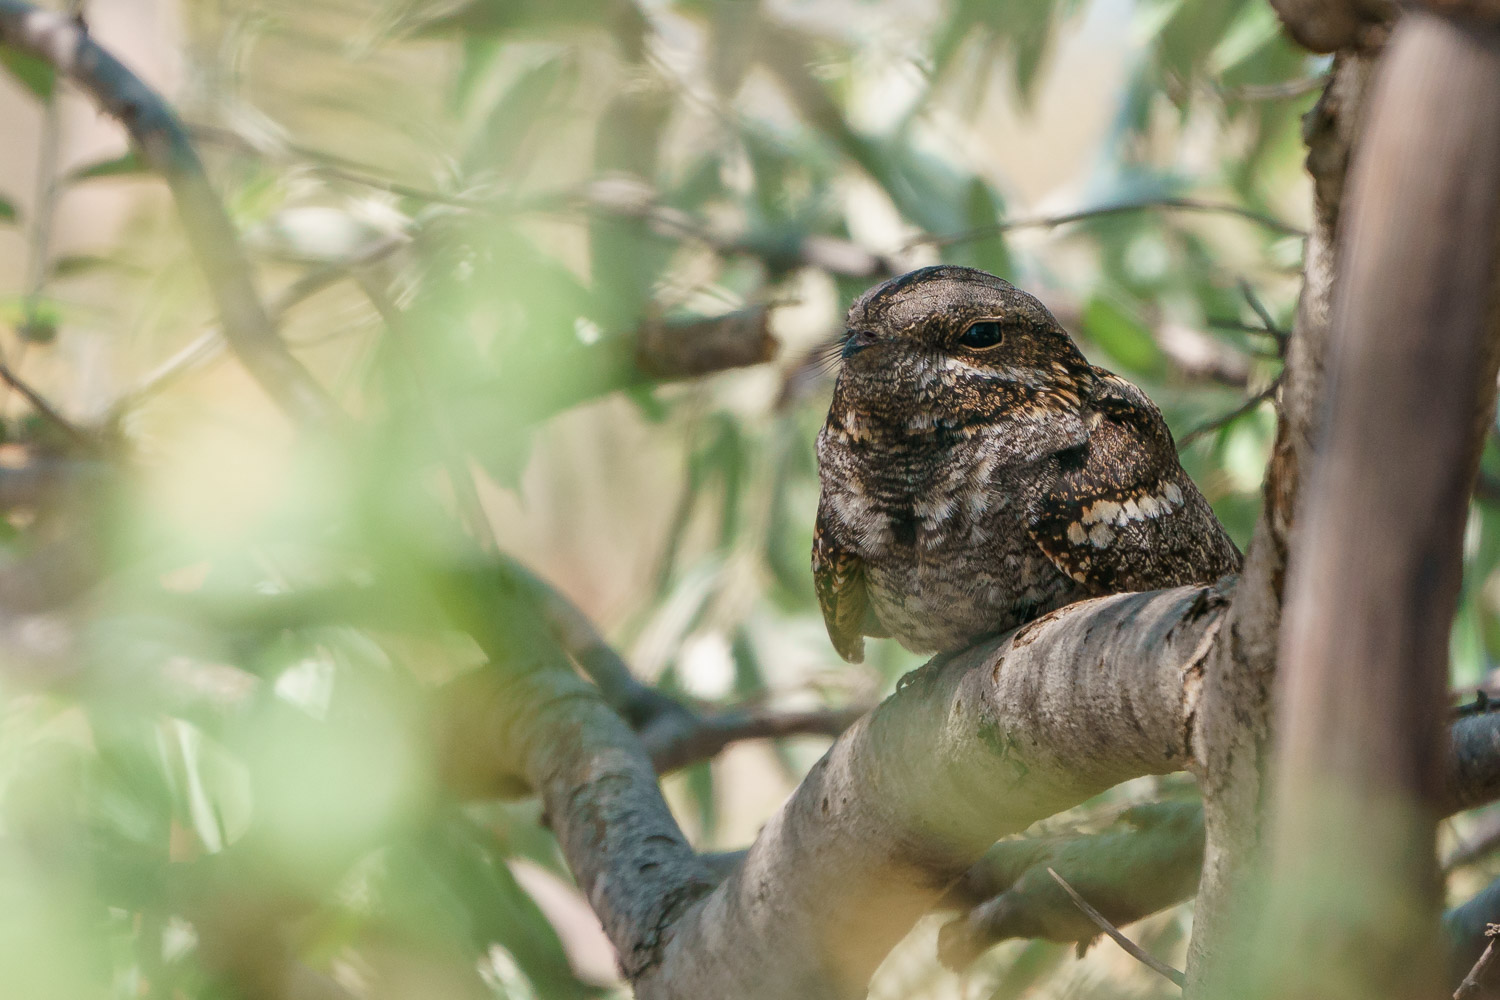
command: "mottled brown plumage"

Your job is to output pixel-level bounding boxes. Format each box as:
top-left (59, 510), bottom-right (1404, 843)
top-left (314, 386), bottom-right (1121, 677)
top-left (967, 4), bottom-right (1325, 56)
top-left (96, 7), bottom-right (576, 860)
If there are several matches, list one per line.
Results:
top-left (813, 266), bottom-right (1241, 662)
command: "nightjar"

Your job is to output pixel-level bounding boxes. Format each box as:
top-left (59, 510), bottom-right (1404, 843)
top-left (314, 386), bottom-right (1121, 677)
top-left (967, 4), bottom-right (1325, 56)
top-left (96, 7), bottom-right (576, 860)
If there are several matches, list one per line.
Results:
top-left (813, 265), bottom-right (1241, 662)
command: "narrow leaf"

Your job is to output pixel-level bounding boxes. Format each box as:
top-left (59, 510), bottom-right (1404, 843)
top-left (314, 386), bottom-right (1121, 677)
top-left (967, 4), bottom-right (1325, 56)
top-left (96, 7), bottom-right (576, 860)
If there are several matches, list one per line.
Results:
top-left (66, 150), bottom-right (147, 183)
top-left (0, 47), bottom-right (56, 100)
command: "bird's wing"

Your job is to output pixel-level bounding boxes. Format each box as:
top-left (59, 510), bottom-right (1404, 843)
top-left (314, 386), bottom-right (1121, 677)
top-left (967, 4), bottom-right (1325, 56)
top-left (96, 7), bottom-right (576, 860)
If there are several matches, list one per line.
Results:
top-left (813, 499), bottom-right (874, 663)
top-left (1026, 371), bottom-right (1242, 595)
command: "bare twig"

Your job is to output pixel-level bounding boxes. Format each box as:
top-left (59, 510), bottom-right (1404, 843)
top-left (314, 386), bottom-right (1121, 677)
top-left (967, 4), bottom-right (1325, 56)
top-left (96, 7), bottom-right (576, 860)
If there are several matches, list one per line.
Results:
top-left (0, 358), bottom-right (94, 447)
top-left (1219, 74), bottom-right (1332, 101)
top-left (643, 704), bottom-right (866, 774)
top-left (1239, 279), bottom-right (1290, 354)
top-left (1455, 928), bottom-right (1500, 1000)
top-left (0, 2), bottom-right (342, 428)
top-left (905, 197), bottom-right (1305, 254)
top-left (1178, 374), bottom-right (1284, 449)
top-left (187, 122), bottom-right (499, 213)
top-left (107, 233), bottom-right (406, 420)
top-left (1046, 867), bottom-right (1186, 988)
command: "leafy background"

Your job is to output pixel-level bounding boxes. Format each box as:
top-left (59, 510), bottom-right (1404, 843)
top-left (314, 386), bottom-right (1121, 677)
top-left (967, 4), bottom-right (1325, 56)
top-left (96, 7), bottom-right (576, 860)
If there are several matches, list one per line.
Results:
top-left (2, 0), bottom-right (1453, 998)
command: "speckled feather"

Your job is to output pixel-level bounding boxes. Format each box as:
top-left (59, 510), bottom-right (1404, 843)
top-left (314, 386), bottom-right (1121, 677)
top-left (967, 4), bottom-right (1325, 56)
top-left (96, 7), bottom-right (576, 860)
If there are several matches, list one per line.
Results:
top-left (813, 266), bottom-right (1241, 661)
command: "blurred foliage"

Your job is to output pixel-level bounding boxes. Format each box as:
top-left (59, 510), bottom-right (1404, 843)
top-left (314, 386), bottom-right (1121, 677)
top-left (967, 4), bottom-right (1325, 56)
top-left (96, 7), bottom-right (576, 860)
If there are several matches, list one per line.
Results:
top-left (0, 0), bottom-right (1460, 997)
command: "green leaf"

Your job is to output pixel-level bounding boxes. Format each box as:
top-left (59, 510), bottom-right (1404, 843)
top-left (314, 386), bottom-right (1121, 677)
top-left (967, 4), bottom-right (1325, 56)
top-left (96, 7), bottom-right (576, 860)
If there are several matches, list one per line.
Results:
top-left (50, 254), bottom-right (118, 279)
top-left (462, 54), bottom-right (576, 174)
top-left (947, 178), bottom-right (1014, 278)
top-left (65, 150), bottom-right (147, 183)
top-left (0, 47), bottom-right (56, 100)
top-left (0, 196), bottom-right (15, 223)
top-left (1081, 297), bottom-right (1167, 378)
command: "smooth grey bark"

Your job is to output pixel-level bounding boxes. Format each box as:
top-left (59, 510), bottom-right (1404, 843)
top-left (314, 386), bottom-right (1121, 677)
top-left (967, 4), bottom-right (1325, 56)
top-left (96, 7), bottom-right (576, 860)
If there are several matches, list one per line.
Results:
top-left (1257, 12), bottom-right (1500, 1000)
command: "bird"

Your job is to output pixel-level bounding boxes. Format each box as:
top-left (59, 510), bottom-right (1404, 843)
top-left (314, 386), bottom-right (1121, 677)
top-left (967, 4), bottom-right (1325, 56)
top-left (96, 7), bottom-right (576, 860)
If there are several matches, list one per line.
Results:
top-left (812, 265), bottom-right (1242, 662)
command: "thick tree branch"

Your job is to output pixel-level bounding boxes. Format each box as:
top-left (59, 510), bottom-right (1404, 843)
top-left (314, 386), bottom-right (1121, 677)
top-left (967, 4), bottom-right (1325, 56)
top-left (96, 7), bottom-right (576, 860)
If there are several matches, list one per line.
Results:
top-left (437, 664), bottom-right (719, 981)
top-left (632, 585), bottom-right (1229, 999)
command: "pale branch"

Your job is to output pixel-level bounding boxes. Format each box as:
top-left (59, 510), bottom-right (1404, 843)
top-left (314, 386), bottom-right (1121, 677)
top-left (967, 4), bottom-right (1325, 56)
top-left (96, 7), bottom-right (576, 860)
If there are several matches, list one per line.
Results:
top-left (437, 663), bottom-right (720, 981)
top-left (423, 583), bottom-right (1240, 999)
top-left (0, 2), bottom-right (342, 429)
top-left (635, 584), bottom-right (1230, 1000)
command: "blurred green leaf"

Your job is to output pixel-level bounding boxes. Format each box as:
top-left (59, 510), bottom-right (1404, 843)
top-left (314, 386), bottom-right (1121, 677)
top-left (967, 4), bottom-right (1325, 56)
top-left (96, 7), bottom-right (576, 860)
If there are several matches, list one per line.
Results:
top-left (417, 0), bottom-right (648, 60)
top-left (0, 47), bottom-right (56, 100)
top-left (64, 150), bottom-right (147, 183)
top-left (463, 54), bottom-right (578, 175)
top-left (1081, 297), bottom-right (1167, 378)
top-left (0, 196), bottom-right (15, 222)
top-left (50, 254), bottom-right (120, 279)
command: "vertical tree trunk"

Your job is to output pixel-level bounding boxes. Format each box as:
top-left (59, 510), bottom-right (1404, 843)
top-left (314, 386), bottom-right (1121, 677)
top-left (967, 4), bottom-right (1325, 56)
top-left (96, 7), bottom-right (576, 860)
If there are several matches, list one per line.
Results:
top-left (1256, 12), bottom-right (1500, 999)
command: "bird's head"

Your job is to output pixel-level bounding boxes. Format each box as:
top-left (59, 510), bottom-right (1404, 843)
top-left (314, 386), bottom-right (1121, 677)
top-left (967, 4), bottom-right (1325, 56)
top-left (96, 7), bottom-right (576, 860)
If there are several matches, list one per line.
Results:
top-left (834, 266), bottom-right (1092, 422)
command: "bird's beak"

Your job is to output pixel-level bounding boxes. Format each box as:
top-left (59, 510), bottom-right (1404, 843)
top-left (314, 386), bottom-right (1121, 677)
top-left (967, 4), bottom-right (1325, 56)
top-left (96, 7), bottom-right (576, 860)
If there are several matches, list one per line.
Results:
top-left (841, 329), bottom-right (877, 359)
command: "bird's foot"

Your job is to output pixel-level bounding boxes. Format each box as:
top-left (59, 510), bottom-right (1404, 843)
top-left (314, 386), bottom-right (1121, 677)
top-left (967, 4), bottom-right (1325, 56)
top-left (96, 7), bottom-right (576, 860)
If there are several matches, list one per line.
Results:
top-left (896, 649), bottom-right (959, 693)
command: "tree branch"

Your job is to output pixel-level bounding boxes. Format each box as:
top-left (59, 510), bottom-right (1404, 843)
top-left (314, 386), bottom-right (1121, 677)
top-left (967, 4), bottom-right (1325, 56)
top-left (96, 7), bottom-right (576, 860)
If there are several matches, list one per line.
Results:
top-left (627, 584), bottom-right (1230, 999)
top-left (937, 708), bottom-right (1500, 970)
top-left (0, 2), bottom-right (342, 428)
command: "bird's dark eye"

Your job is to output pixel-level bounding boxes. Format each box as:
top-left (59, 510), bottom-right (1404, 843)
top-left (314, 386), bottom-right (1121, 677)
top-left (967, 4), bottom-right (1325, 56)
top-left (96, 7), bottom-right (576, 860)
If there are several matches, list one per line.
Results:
top-left (959, 320), bottom-right (1004, 350)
